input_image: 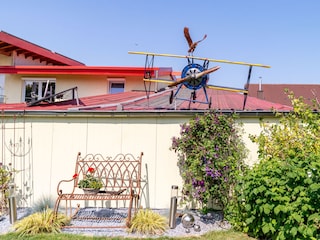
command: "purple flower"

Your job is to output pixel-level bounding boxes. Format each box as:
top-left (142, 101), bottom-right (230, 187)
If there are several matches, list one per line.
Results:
top-left (201, 156), bottom-right (207, 164)
top-left (171, 137), bottom-right (179, 149)
top-left (192, 179), bottom-right (205, 188)
top-left (205, 166), bottom-right (213, 177)
top-left (192, 185), bottom-right (206, 201)
top-left (192, 178), bottom-right (197, 186)
top-left (205, 166), bottom-right (222, 179)
top-left (199, 180), bottom-right (204, 187)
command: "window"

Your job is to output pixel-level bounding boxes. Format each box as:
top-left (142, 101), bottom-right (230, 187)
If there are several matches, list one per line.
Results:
top-left (108, 79), bottom-right (125, 94)
top-left (22, 78), bottom-right (56, 103)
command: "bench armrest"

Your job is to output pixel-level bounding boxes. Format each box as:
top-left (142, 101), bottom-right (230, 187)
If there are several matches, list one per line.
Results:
top-left (57, 178), bottom-right (76, 195)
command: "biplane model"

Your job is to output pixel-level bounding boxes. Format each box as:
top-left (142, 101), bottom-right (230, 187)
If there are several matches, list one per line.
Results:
top-left (129, 27), bottom-right (270, 109)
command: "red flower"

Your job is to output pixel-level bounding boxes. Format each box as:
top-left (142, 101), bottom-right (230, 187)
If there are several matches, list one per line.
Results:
top-left (73, 173), bottom-right (78, 179)
top-left (88, 167), bottom-right (95, 173)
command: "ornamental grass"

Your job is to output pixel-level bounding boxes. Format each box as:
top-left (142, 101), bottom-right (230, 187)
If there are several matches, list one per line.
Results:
top-left (13, 208), bottom-right (70, 237)
top-left (127, 208), bottom-right (168, 235)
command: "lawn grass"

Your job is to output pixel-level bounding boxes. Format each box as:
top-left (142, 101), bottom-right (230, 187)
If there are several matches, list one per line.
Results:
top-left (1, 229), bottom-right (255, 240)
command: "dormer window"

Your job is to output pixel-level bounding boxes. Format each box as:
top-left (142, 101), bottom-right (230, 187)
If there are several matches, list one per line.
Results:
top-left (108, 79), bottom-right (125, 94)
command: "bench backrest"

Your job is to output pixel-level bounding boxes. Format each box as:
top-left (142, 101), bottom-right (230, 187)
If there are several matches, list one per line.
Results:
top-left (74, 152), bottom-right (143, 195)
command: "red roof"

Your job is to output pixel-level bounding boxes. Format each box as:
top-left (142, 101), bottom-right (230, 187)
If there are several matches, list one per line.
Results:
top-left (0, 88), bottom-right (292, 112)
top-left (0, 31), bottom-right (84, 66)
top-left (106, 88), bottom-right (291, 111)
top-left (248, 84), bottom-right (320, 107)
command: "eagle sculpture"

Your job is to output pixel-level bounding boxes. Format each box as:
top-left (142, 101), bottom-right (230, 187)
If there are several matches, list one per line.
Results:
top-left (184, 27), bottom-right (207, 55)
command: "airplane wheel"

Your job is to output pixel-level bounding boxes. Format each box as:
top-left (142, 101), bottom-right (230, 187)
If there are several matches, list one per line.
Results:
top-left (169, 91), bottom-right (174, 104)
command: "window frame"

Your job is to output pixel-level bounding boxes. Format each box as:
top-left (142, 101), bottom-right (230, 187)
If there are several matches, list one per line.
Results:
top-left (107, 78), bottom-right (125, 94)
top-left (22, 77), bottom-right (56, 103)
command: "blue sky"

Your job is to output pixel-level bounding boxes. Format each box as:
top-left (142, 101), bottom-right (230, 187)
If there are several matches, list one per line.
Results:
top-left (1, 1), bottom-right (319, 89)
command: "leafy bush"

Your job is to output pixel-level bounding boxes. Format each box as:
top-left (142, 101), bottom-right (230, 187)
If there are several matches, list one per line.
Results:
top-left (0, 165), bottom-right (11, 187)
top-left (171, 111), bottom-right (248, 211)
top-left (233, 154), bottom-right (320, 239)
top-left (0, 165), bottom-right (11, 214)
top-left (251, 93), bottom-right (320, 162)
top-left (228, 94), bottom-right (320, 239)
top-left (13, 208), bottom-right (70, 237)
top-left (128, 209), bottom-right (167, 235)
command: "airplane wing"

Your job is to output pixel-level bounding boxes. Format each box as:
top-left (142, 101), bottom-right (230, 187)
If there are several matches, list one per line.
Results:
top-left (128, 51), bottom-right (271, 68)
top-left (143, 78), bottom-right (176, 84)
top-left (206, 84), bottom-right (248, 93)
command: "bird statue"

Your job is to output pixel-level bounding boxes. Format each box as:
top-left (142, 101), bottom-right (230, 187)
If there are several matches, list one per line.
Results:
top-left (184, 27), bottom-right (207, 55)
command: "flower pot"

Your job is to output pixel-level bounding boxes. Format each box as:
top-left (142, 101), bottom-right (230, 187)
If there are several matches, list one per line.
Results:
top-left (82, 188), bottom-right (100, 194)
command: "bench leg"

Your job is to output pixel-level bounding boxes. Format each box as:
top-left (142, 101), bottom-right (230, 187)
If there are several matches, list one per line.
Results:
top-left (134, 195), bottom-right (140, 211)
top-left (126, 196), bottom-right (134, 227)
top-left (53, 196), bottom-right (62, 218)
top-left (71, 204), bottom-right (81, 219)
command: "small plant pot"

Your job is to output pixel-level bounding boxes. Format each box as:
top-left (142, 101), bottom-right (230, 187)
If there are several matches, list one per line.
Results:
top-left (82, 188), bottom-right (100, 194)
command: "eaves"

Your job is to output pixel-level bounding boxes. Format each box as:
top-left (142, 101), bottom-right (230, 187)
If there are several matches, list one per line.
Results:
top-left (0, 109), bottom-right (285, 119)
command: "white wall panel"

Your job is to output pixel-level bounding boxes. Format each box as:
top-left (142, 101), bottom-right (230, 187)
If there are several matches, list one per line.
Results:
top-left (0, 114), bottom-right (272, 209)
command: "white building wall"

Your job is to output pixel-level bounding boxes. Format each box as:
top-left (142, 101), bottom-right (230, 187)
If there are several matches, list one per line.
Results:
top-left (0, 113), bottom-right (274, 209)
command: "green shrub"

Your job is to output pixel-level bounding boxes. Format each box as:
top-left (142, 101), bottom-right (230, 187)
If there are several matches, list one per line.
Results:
top-left (0, 165), bottom-right (11, 187)
top-left (233, 154), bottom-right (320, 239)
top-left (171, 111), bottom-right (248, 211)
top-left (13, 208), bottom-right (70, 237)
top-left (0, 164), bottom-right (13, 213)
top-left (228, 93), bottom-right (320, 239)
top-left (128, 209), bottom-right (167, 235)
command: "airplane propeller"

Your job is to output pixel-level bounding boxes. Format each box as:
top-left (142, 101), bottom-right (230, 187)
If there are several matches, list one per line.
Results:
top-left (167, 66), bottom-right (220, 87)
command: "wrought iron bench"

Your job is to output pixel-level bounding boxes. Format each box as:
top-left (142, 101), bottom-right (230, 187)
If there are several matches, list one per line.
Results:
top-left (53, 152), bottom-right (143, 228)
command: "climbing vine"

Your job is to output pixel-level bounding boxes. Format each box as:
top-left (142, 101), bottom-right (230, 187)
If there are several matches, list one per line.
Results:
top-left (171, 111), bottom-right (248, 211)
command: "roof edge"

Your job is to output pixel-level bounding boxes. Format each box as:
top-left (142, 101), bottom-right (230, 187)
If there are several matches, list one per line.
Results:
top-left (0, 65), bottom-right (172, 76)
top-left (0, 109), bottom-right (285, 118)
top-left (0, 31), bottom-right (85, 66)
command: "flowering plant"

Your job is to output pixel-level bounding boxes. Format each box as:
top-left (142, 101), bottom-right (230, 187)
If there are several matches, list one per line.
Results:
top-left (171, 111), bottom-right (248, 211)
top-left (73, 167), bottom-right (103, 189)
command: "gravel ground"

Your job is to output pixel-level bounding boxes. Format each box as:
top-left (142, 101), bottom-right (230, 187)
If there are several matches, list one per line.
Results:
top-left (0, 208), bottom-right (33, 235)
top-left (0, 207), bottom-right (231, 238)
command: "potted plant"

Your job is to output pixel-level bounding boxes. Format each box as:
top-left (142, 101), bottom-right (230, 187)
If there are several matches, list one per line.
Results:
top-left (73, 167), bottom-right (103, 194)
